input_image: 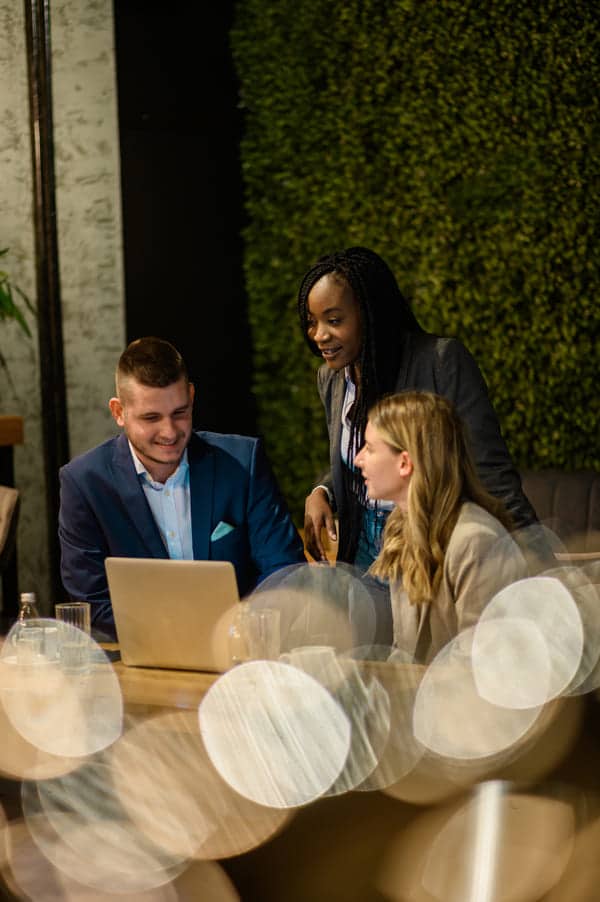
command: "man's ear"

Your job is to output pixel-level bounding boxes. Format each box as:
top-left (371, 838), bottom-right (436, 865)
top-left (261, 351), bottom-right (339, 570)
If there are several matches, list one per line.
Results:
top-left (188, 382), bottom-right (195, 405)
top-left (109, 397), bottom-right (125, 427)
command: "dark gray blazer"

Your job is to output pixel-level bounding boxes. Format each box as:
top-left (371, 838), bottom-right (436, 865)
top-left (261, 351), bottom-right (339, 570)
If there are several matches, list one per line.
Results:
top-left (316, 331), bottom-right (539, 562)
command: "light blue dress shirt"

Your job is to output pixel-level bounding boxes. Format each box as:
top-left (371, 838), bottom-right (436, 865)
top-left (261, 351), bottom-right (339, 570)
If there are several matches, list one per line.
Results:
top-left (129, 442), bottom-right (194, 560)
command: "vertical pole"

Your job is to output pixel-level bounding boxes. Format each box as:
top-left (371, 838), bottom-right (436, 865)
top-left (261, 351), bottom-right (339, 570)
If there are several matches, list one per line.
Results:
top-left (467, 780), bottom-right (506, 902)
top-left (23, 0), bottom-right (70, 602)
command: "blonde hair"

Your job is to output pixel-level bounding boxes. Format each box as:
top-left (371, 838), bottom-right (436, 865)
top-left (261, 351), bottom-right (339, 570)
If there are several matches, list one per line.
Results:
top-left (369, 391), bottom-right (512, 604)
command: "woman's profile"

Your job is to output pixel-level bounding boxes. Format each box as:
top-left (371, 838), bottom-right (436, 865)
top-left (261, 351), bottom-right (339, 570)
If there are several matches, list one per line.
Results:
top-left (354, 391), bottom-right (527, 662)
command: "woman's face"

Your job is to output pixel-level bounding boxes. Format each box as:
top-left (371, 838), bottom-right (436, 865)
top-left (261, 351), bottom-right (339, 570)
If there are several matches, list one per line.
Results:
top-left (306, 274), bottom-right (362, 370)
top-left (354, 420), bottom-right (412, 509)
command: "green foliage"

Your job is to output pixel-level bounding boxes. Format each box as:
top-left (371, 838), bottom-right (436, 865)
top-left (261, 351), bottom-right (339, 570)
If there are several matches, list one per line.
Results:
top-left (0, 248), bottom-right (32, 337)
top-left (231, 0), bottom-right (600, 521)
top-left (0, 247), bottom-right (34, 374)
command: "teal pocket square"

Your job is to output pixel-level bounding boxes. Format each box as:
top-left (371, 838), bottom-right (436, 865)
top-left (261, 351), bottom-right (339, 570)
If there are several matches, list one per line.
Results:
top-left (211, 521), bottom-right (235, 542)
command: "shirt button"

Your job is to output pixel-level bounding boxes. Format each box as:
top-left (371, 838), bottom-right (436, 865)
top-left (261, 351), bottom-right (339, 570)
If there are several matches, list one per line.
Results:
top-left (165, 490), bottom-right (170, 497)
top-left (169, 531), bottom-right (175, 538)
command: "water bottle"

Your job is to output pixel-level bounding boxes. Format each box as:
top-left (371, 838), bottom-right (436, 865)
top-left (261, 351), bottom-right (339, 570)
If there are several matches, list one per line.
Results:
top-left (13, 592), bottom-right (42, 662)
top-left (17, 591), bottom-right (40, 621)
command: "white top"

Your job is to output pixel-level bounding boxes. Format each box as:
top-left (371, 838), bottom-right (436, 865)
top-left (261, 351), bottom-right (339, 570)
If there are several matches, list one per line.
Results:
top-left (129, 442), bottom-right (193, 560)
top-left (341, 367), bottom-right (394, 511)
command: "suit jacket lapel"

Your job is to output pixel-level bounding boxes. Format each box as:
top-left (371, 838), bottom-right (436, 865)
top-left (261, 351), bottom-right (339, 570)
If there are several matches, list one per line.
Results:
top-left (111, 434), bottom-right (167, 557)
top-left (393, 332), bottom-right (412, 392)
top-left (330, 371), bottom-right (346, 498)
top-left (188, 433), bottom-right (214, 560)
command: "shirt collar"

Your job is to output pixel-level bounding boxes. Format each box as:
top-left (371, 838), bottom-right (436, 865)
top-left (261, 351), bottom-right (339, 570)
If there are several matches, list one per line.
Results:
top-left (128, 441), bottom-right (189, 488)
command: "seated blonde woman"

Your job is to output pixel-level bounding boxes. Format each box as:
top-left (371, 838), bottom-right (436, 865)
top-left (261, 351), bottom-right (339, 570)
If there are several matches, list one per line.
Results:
top-left (354, 391), bottom-right (528, 663)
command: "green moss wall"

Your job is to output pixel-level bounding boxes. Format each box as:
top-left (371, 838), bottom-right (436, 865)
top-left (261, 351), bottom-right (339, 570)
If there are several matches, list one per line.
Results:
top-left (232, 0), bottom-right (600, 521)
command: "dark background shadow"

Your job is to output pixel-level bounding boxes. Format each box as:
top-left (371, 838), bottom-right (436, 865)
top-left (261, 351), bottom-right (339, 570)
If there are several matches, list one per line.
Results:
top-left (113, 0), bottom-right (257, 436)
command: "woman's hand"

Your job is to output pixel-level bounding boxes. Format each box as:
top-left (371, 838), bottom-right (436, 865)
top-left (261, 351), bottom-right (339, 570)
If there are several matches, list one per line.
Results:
top-left (303, 488), bottom-right (337, 561)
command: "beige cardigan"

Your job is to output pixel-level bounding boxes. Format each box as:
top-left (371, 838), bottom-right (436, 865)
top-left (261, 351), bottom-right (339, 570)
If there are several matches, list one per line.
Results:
top-left (391, 502), bottom-right (528, 664)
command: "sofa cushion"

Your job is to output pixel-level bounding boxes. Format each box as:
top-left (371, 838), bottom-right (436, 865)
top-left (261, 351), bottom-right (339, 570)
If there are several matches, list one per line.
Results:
top-left (520, 470), bottom-right (600, 554)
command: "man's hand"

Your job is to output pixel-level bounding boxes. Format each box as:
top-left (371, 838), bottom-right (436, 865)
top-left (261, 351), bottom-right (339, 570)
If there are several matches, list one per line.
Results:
top-left (303, 488), bottom-right (337, 561)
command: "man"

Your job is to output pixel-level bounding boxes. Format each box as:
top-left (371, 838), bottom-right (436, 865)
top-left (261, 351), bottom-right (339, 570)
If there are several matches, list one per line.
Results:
top-left (59, 337), bottom-right (305, 635)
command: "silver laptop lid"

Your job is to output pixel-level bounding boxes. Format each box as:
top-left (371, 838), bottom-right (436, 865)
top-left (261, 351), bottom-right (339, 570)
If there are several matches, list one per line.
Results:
top-left (105, 557), bottom-right (239, 672)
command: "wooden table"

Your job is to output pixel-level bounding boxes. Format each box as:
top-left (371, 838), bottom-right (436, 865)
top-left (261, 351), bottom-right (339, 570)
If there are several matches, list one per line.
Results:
top-left (0, 416), bottom-right (23, 461)
top-left (2, 641), bottom-right (600, 901)
top-left (111, 661), bottom-right (599, 902)
top-left (109, 648), bottom-right (217, 712)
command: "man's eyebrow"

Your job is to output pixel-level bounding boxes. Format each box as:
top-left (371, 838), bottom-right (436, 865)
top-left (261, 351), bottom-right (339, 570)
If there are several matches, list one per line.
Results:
top-left (137, 400), bottom-right (191, 417)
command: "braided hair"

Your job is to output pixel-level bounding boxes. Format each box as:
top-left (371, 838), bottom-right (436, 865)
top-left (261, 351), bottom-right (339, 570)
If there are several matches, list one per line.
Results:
top-left (298, 247), bottom-right (423, 559)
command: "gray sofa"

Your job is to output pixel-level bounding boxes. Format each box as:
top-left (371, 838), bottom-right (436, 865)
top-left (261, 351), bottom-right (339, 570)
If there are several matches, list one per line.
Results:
top-left (520, 470), bottom-right (600, 556)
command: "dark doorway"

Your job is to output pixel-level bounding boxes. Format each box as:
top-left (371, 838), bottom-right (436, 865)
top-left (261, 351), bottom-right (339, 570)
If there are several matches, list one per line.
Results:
top-left (113, 0), bottom-right (256, 435)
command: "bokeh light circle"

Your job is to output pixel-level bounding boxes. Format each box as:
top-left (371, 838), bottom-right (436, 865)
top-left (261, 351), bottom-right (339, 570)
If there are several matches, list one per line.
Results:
top-left (21, 759), bottom-right (188, 893)
top-left (474, 577), bottom-right (583, 706)
top-left (248, 562), bottom-right (376, 651)
top-left (0, 618), bottom-right (122, 758)
top-left (414, 628), bottom-right (544, 760)
top-left (109, 709), bottom-right (289, 859)
top-left (199, 660), bottom-right (351, 808)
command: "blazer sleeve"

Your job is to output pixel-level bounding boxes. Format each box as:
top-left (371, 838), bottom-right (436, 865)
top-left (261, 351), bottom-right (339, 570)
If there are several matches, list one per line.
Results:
top-left (432, 338), bottom-right (538, 531)
top-left (246, 439), bottom-right (306, 582)
top-left (446, 521), bottom-right (527, 633)
top-left (58, 466), bottom-right (116, 636)
top-left (313, 365), bottom-right (335, 504)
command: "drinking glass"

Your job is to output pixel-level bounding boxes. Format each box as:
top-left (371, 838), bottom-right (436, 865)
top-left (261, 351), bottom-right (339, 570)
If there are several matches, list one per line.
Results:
top-left (229, 606), bottom-right (281, 665)
top-left (55, 602), bottom-right (91, 635)
top-left (55, 602), bottom-right (92, 674)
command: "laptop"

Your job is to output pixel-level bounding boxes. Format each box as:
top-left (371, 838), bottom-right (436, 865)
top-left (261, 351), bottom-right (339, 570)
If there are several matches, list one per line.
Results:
top-left (105, 557), bottom-right (240, 672)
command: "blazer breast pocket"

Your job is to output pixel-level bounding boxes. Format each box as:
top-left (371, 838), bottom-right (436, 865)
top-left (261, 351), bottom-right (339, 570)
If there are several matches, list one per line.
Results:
top-left (210, 521), bottom-right (246, 555)
top-left (210, 523), bottom-right (248, 568)
top-left (211, 520), bottom-right (237, 542)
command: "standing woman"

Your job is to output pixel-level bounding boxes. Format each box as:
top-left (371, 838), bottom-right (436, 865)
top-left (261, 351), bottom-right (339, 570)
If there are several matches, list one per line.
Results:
top-left (354, 392), bottom-right (527, 662)
top-left (298, 246), bottom-right (538, 569)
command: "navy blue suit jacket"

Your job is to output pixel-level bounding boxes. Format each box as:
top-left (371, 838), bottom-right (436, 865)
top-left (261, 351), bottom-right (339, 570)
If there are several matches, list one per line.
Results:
top-left (59, 431), bottom-right (305, 634)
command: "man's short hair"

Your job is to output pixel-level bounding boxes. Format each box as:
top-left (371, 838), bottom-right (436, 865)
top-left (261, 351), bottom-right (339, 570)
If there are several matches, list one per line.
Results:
top-left (116, 337), bottom-right (188, 395)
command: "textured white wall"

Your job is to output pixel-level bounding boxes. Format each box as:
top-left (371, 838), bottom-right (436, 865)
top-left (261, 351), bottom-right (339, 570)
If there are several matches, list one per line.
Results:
top-left (0, 0), bottom-right (125, 612)
top-left (52, 0), bottom-right (125, 457)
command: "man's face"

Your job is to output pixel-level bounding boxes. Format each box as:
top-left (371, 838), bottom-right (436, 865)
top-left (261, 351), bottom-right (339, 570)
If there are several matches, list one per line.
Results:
top-left (109, 376), bottom-right (194, 482)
